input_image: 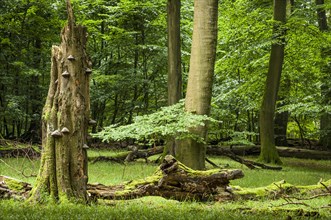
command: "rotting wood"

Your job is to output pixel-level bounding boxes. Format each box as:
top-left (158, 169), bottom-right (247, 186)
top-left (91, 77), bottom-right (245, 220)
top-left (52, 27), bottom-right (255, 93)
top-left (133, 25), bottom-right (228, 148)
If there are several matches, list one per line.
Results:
top-left (232, 179), bottom-right (331, 201)
top-left (28, 0), bottom-right (90, 203)
top-left (215, 148), bottom-right (282, 170)
top-left (87, 155), bottom-right (244, 201)
top-left (0, 176), bottom-right (32, 200)
top-left (1, 175), bottom-right (330, 203)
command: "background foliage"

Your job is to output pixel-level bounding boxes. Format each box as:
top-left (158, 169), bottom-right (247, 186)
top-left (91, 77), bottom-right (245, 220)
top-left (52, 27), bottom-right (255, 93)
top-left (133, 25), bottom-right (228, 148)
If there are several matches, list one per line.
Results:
top-left (1, 0), bottom-right (331, 147)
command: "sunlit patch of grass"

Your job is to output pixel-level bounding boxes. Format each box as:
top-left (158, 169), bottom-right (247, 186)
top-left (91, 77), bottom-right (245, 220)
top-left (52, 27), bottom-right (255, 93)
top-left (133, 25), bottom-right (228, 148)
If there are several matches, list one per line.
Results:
top-left (1, 150), bottom-right (331, 219)
top-left (87, 149), bottom-right (128, 158)
top-left (0, 157), bottom-right (39, 185)
top-left (1, 151), bottom-right (331, 189)
top-left (206, 156), bottom-right (331, 188)
top-left (88, 161), bottom-right (157, 185)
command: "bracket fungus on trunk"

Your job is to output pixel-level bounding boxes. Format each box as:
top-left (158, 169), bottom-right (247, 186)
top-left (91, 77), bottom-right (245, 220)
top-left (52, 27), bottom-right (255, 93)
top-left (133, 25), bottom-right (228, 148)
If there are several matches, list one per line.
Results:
top-left (62, 70), bottom-right (70, 78)
top-left (51, 130), bottom-right (63, 138)
top-left (67, 55), bottom-right (75, 61)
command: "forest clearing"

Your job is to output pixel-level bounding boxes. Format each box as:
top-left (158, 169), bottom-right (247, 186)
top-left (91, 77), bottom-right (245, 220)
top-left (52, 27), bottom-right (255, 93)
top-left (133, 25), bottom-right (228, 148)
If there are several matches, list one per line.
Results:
top-left (1, 141), bottom-right (331, 219)
top-left (1, 0), bottom-right (331, 219)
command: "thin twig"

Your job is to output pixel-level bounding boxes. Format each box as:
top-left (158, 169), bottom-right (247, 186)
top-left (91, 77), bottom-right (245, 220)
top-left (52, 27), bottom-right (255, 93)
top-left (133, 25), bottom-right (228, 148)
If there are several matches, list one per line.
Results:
top-left (319, 181), bottom-right (331, 193)
top-left (205, 157), bottom-right (220, 168)
top-left (275, 201), bottom-right (311, 207)
top-left (284, 193), bottom-right (330, 201)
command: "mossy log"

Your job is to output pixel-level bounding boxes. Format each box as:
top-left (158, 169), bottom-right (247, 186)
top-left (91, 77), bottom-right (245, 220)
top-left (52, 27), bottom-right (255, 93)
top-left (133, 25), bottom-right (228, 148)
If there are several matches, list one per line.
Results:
top-left (0, 140), bottom-right (40, 158)
top-left (0, 176), bottom-right (32, 200)
top-left (207, 145), bottom-right (331, 160)
top-left (232, 179), bottom-right (331, 200)
top-left (87, 155), bottom-right (244, 201)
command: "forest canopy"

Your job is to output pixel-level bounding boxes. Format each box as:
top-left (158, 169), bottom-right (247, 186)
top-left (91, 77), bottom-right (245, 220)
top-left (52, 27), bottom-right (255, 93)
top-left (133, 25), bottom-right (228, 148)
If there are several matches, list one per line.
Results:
top-left (0, 0), bottom-right (331, 151)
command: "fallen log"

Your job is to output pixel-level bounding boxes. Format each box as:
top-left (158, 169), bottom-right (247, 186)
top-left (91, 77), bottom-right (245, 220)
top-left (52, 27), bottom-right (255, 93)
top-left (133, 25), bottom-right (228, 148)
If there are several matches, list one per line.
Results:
top-left (0, 176), bottom-right (32, 200)
top-left (232, 179), bottom-right (331, 200)
top-left (87, 155), bottom-right (244, 201)
top-left (207, 145), bottom-right (331, 160)
top-left (218, 149), bottom-right (282, 170)
top-left (90, 146), bottom-right (281, 170)
top-left (90, 146), bottom-right (164, 164)
top-left (0, 140), bottom-right (40, 158)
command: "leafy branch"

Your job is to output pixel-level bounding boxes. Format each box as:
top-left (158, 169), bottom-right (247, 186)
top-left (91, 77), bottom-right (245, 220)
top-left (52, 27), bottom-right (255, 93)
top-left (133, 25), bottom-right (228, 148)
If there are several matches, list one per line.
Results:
top-left (92, 101), bottom-right (218, 146)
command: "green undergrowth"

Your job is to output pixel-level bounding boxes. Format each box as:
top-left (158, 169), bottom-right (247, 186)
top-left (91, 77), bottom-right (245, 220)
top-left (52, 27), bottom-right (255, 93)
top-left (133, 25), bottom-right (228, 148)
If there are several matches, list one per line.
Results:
top-left (1, 196), bottom-right (330, 220)
top-left (1, 148), bottom-right (331, 219)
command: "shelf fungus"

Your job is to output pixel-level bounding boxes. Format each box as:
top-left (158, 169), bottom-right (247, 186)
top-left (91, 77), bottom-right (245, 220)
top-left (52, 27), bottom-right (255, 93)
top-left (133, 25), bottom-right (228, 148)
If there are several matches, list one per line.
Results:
top-left (62, 70), bottom-right (70, 78)
top-left (88, 119), bottom-right (97, 125)
top-left (51, 130), bottom-right (63, 138)
top-left (85, 68), bottom-right (92, 75)
top-left (61, 127), bottom-right (70, 134)
top-left (67, 55), bottom-right (75, 61)
top-left (83, 144), bottom-right (89, 149)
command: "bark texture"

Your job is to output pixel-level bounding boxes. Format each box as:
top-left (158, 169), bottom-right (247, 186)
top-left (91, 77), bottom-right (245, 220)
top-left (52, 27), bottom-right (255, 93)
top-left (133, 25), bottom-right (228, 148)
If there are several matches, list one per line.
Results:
top-left (259, 0), bottom-right (286, 164)
top-left (316, 0), bottom-right (331, 150)
top-left (29, 0), bottom-right (91, 203)
top-left (166, 0), bottom-right (182, 156)
top-left (177, 0), bottom-right (218, 170)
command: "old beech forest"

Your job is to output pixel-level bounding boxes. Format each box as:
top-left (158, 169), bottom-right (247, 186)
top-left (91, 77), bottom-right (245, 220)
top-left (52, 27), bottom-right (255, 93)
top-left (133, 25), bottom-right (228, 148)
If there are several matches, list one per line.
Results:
top-left (2, 1), bottom-right (331, 152)
top-left (1, 0), bottom-right (331, 218)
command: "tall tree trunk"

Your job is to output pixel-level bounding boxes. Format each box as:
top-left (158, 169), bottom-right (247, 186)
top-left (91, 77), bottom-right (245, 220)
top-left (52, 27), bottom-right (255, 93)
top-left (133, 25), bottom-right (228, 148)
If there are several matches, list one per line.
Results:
top-left (316, 0), bottom-right (331, 149)
top-left (259, 0), bottom-right (286, 164)
top-left (166, 0), bottom-right (182, 156)
top-left (177, 0), bottom-right (218, 170)
top-left (29, 0), bottom-right (91, 203)
top-left (274, 108), bottom-right (289, 146)
top-left (274, 79), bottom-right (290, 147)
top-left (273, 0), bottom-right (294, 147)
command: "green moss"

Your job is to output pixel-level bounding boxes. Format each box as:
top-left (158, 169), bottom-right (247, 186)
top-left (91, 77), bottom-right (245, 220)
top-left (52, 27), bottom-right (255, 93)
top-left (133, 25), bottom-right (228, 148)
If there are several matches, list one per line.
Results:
top-left (296, 179), bottom-right (331, 194)
top-left (42, 111), bottom-right (50, 121)
top-left (5, 178), bottom-right (25, 192)
top-left (233, 179), bottom-right (331, 199)
top-left (124, 170), bottom-right (162, 190)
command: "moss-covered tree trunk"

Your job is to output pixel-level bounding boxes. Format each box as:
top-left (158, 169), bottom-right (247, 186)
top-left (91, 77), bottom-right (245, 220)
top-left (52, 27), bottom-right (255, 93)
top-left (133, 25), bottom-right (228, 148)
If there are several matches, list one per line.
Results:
top-left (29, 0), bottom-right (91, 203)
top-left (176, 0), bottom-right (218, 170)
top-left (259, 0), bottom-right (286, 164)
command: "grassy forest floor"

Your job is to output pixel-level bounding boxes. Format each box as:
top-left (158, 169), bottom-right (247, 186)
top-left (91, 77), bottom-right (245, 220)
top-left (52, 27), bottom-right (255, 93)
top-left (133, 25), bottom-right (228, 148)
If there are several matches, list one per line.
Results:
top-left (0, 144), bottom-right (331, 219)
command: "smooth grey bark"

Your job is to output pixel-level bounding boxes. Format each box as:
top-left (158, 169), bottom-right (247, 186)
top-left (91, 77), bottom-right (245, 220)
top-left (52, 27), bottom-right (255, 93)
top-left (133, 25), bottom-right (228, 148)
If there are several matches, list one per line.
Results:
top-left (177, 0), bottom-right (218, 170)
top-left (166, 0), bottom-right (182, 156)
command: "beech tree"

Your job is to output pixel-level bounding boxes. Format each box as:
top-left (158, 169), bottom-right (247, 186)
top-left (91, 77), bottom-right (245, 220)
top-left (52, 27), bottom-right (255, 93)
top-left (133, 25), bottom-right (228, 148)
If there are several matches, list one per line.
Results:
top-left (259, 0), bottom-right (286, 164)
top-left (177, 0), bottom-right (218, 170)
top-left (316, 0), bottom-right (331, 149)
top-left (29, 0), bottom-right (91, 203)
top-left (166, 0), bottom-right (182, 156)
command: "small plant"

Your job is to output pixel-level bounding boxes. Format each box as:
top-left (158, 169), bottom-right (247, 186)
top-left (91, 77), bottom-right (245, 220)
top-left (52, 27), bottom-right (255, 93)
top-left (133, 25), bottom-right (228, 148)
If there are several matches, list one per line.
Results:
top-left (221, 131), bottom-right (257, 146)
top-left (92, 101), bottom-right (218, 146)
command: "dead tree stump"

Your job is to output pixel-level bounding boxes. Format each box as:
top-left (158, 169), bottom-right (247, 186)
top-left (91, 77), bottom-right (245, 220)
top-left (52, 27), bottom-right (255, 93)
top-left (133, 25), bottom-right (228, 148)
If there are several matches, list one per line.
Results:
top-left (29, 0), bottom-right (91, 203)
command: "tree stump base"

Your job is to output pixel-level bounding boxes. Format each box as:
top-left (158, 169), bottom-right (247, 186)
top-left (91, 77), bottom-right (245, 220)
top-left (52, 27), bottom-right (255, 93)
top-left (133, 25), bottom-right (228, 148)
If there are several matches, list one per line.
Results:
top-left (87, 155), bottom-right (244, 201)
